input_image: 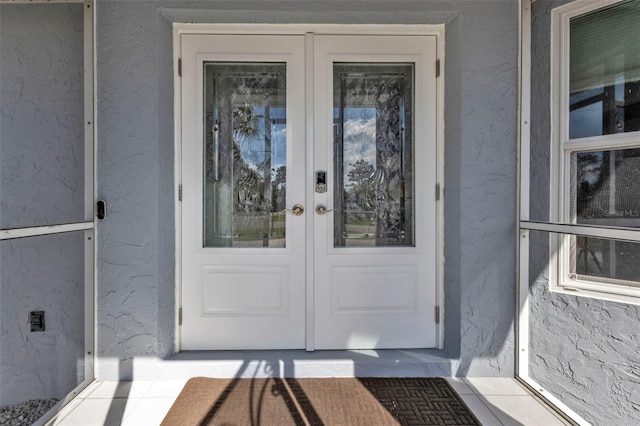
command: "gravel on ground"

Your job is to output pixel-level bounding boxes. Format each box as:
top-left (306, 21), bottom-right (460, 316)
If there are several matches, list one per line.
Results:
top-left (0, 399), bottom-right (58, 426)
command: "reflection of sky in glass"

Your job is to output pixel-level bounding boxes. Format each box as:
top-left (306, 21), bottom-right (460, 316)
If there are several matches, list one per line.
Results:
top-left (236, 107), bottom-right (287, 176)
top-left (570, 103), bottom-right (603, 139)
top-left (569, 76), bottom-right (627, 139)
top-left (615, 75), bottom-right (625, 100)
top-left (338, 107), bottom-right (376, 185)
top-left (570, 87), bottom-right (602, 104)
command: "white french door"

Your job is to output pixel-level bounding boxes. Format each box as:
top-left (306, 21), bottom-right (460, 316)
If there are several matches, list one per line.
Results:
top-left (312, 35), bottom-right (438, 349)
top-left (180, 35), bottom-right (307, 350)
top-left (179, 30), bottom-right (438, 351)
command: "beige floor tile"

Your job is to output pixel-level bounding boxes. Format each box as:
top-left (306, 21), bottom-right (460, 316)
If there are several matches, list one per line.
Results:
top-left (481, 395), bottom-right (568, 426)
top-left (73, 381), bottom-right (102, 399)
top-left (79, 381), bottom-right (120, 399)
top-left (51, 378), bottom-right (573, 426)
top-left (83, 381), bottom-right (153, 399)
top-left (459, 394), bottom-right (502, 425)
top-left (52, 398), bottom-right (140, 426)
top-left (48, 398), bottom-right (83, 425)
top-left (464, 377), bottom-right (531, 396)
top-left (121, 397), bottom-right (177, 425)
top-left (446, 377), bottom-right (475, 395)
top-left (143, 380), bottom-right (188, 398)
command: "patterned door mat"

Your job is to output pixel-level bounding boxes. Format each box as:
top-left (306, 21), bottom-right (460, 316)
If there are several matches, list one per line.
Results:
top-left (161, 377), bottom-right (481, 425)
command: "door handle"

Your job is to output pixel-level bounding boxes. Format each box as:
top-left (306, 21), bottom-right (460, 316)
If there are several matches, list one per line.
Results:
top-left (315, 204), bottom-right (335, 215)
top-left (284, 204), bottom-right (305, 216)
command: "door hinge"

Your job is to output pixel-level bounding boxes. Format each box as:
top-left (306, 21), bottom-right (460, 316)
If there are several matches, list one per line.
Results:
top-left (435, 306), bottom-right (440, 324)
top-left (435, 183), bottom-right (441, 201)
top-left (178, 184), bottom-right (183, 202)
top-left (436, 59), bottom-right (440, 78)
top-left (179, 307), bottom-right (183, 326)
top-left (178, 58), bottom-right (182, 77)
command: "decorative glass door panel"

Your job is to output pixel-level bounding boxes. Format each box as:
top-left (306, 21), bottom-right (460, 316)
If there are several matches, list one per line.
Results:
top-left (203, 63), bottom-right (287, 248)
top-left (333, 64), bottom-right (414, 247)
top-left (181, 32), bottom-right (437, 351)
top-left (313, 35), bottom-right (437, 350)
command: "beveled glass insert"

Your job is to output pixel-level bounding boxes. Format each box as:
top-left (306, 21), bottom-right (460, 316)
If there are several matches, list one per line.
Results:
top-left (333, 63), bottom-right (415, 247)
top-left (203, 63), bottom-right (287, 248)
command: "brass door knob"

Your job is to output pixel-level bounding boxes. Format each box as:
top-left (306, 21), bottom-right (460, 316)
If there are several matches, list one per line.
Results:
top-left (289, 204), bottom-right (304, 216)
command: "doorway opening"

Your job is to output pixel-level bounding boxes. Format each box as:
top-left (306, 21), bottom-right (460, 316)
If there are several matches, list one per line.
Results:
top-left (175, 25), bottom-right (445, 351)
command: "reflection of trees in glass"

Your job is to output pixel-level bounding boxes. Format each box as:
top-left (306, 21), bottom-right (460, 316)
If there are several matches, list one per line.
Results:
top-left (233, 104), bottom-right (259, 138)
top-left (232, 103), bottom-right (268, 213)
top-left (231, 102), bottom-right (286, 215)
top-left (227, 76), bottom-right (282, 216)
top-left (343, 74), bottom-right (406, 240)
top-left (232, 103), bottom-right (257, 209)
top-left (346, 159), bottom-right (375, 214)
top-left (576, 149), bottom-right (640, 220)
top-left (233, 142), bottom-right (263, 212)
top-left (271, 166), bottom-right (286, 212)
top-left (576, 151), bottom-right (604, 218)
top-left (574, 149), bottom-right (640, 282)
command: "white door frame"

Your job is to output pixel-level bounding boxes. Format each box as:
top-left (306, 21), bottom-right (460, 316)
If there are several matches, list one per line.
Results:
top-left (173, 24), bottom-right (446, 352)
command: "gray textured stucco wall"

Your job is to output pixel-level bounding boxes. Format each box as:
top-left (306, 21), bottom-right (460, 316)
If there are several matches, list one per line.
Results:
top-left (96, 0), bottom-right (518, 379)
top-left (0, 233), bottom-right (85, 406)
top-left (0, 4), bottom-right (85, 229)
top-left (529, 1), bottom-right (640, 424)
top-left (0, 4), bottom-right (86, 406)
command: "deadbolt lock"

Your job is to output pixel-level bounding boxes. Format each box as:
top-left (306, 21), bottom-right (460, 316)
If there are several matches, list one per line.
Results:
top-left (316, 171), bottom-right (327, 193)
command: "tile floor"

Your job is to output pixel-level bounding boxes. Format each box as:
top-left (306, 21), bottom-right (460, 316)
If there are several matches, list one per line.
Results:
top-left (46, 377), bottom-right (570, 426)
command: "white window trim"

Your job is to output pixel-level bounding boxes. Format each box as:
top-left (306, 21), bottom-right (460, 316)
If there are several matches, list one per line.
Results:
top-left (549, 0), bottom-right (640, 305)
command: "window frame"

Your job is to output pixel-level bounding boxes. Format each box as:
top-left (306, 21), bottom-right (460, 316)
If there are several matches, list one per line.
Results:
top-left (550, 0), bottom-right (640, 304)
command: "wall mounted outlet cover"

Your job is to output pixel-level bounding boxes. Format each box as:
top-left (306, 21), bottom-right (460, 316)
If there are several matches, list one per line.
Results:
top-left (30, 311), bottom-right (45, 332)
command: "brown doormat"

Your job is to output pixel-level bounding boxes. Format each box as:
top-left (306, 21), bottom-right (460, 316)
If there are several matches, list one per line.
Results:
top-left (161, 377), bottom-right (481, 426)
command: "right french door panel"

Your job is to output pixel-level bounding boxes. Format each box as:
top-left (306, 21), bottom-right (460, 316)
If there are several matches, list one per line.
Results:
top-left (313, 35), bottom-right (438, 349)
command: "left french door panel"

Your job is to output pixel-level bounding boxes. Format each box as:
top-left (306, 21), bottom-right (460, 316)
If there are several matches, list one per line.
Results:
top-left (180, 34), bottom-right (307, 350)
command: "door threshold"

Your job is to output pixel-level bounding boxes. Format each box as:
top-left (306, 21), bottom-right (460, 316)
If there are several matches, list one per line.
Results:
top-left (130, 349), bottom-right (459, 380)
